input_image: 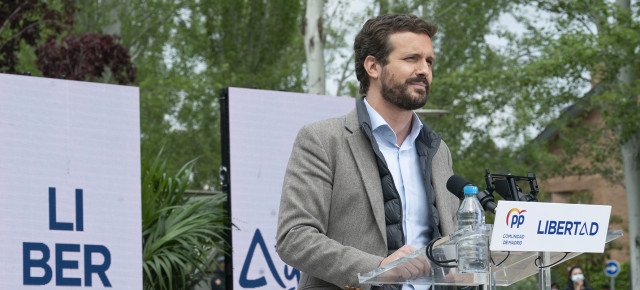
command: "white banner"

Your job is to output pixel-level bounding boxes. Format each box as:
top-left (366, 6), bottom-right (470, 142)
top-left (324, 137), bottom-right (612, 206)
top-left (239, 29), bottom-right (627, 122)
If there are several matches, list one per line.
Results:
top-left (227, 87), bottom-right (354, 289)
top-left (490, 201), bottom-right (611, 253)
top-left (0, 74), bottom-right (141, 289)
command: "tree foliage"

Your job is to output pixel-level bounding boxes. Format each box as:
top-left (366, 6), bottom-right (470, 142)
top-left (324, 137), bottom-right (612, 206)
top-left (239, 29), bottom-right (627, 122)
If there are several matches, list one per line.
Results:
top-left (157, 0), bottom-right (305, 189)
top-left (0, 0), bottom-right (73, 73)
top-left (70, 0), bottom-right (306, 189)
top-left (36, 33), bottom-right (135, 83)
top-left (1, 1), bottom-right (135, 85)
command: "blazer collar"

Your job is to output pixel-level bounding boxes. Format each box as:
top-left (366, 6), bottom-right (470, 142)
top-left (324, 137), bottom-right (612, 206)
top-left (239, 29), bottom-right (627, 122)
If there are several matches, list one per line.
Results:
top-left (343, 98), bottom-right (387, 243)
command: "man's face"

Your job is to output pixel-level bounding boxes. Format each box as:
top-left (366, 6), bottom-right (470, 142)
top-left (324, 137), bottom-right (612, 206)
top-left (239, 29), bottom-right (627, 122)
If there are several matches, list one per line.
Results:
top-left (378, 32), bottom-right (434, 110)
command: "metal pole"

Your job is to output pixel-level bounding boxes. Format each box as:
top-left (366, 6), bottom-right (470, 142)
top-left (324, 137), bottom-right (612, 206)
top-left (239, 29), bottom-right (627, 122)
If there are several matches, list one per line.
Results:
top-left (537, 252), bottom-right (551, 290)
top-left (611, 276), bottom-right (615, 290)
top-left (487, 263), bottom-right (493, 290)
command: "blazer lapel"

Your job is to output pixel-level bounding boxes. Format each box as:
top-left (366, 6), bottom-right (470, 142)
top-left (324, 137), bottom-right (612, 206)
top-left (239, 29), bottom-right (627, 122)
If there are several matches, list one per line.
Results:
top-left (344, 110), bottom-right (386, 243)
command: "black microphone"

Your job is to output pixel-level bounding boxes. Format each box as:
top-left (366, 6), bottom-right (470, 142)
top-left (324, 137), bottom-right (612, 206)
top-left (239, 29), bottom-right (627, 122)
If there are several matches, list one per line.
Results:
top-left (446, 175), bottom-right (497, 214)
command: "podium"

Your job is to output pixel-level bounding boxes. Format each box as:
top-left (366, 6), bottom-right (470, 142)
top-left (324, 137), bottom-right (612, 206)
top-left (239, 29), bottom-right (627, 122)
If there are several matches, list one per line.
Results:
top-left (358, 225), bottom-right (623, 288)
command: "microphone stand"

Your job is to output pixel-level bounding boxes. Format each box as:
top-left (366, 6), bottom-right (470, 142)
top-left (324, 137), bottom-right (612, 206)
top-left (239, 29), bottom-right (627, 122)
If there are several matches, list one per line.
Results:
top-left (485, 169), bottom-right (550, 290)
top-left (484, 169), bottom-right (539, 202)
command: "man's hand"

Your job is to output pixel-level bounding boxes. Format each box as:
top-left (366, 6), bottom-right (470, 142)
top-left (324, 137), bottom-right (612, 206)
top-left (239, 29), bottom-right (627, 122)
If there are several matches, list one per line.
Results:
top-left (378, 245), bottom-right (431, 282)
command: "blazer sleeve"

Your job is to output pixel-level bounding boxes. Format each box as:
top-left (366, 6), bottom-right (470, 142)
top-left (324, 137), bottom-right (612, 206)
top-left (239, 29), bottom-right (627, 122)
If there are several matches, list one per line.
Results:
top-left (276, 124), bottom-right (384, 288)
top-left (431, 140), bottom-right (460, 236)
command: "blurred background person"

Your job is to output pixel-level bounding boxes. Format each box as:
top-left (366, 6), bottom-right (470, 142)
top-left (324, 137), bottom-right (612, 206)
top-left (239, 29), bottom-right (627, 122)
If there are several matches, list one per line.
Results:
top-left (564, 266), bottom-right (592, 290)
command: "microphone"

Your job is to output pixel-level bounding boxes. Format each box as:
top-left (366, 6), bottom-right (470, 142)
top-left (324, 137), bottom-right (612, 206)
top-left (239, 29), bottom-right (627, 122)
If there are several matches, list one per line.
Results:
top-left (446, 175), bottom-right (497, 214)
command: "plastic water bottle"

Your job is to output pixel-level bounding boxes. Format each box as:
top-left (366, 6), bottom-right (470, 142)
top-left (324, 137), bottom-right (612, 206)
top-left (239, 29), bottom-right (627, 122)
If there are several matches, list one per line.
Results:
top-left (456, 186), bottom-right (488, 273)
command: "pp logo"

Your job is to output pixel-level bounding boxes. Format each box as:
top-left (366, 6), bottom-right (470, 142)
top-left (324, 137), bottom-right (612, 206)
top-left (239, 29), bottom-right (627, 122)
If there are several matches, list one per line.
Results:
top-left (506, 208), bottom-right (527, 228)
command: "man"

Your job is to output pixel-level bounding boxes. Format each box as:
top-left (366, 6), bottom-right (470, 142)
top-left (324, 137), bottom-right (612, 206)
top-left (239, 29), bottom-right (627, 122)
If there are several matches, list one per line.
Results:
top-left (276, 14), bottom-right (459, 289)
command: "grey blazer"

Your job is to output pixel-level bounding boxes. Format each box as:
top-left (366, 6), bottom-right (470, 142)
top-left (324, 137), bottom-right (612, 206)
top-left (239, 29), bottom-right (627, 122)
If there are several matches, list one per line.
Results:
top-left (276, 108), bottom-right (460, 289)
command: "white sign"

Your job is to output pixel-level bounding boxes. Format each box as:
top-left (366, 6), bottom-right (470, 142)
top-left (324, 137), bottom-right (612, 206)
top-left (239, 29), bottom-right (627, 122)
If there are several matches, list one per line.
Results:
top-left (490, 201), bottom-right (611, 253)
top-left (227, 87), bottom-right (354, 289)
top-left (0, 74), bottom-right (141, 289)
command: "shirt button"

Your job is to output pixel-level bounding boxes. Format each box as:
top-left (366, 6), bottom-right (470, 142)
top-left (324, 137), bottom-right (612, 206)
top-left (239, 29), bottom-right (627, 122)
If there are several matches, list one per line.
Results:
top-left (387, 130), bottom-right (392, 136)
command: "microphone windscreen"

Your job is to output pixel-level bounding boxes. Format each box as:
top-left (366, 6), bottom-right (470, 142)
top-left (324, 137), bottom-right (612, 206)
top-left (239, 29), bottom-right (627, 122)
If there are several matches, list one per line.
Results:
top-left (494, 179), bottom-right (512, 200)
top-left (446, 175), bottom-right (472, 200)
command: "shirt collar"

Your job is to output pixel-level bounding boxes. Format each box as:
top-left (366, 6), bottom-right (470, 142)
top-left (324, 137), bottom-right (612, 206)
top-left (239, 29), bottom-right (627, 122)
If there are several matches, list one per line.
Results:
top-left (363, 98), bottom-right (423, 147)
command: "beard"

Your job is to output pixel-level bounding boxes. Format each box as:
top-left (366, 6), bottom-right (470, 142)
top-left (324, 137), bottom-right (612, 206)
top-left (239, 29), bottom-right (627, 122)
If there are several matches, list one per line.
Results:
top-left (380, 69), bottom-right (430, 111)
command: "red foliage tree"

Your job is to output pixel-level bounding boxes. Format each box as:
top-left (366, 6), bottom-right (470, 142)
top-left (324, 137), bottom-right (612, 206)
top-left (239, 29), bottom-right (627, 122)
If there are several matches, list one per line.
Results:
top-left (2, 0), bottom-right (135, 84)
top-left (0, 0), bottom-right (74, 73)
top-left (36, 33), bottom-right (136, 84)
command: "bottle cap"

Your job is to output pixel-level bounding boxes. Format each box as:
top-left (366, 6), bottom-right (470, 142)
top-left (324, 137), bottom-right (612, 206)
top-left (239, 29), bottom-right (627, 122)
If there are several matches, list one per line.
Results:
top-left (463, 186), bottom-right (478, 195)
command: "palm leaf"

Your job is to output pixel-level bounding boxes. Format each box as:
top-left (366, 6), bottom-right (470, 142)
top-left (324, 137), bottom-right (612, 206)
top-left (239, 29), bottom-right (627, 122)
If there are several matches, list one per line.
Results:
top-left (141, 150), bottom-right (229, 289)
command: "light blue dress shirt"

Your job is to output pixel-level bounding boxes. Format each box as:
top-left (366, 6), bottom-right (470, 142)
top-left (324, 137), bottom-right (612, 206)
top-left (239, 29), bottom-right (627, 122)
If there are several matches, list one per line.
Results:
top-left (364, 99), bottom-right (431, 290)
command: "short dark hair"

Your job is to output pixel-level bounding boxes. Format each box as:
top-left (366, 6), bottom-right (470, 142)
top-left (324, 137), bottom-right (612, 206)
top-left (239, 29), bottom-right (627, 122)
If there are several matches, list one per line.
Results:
top-left (354, 14), bottom-right (437, 95)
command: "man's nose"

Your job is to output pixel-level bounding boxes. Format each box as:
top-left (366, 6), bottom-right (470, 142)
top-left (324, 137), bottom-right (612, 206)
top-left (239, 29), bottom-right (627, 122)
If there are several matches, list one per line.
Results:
top-left (415, 61), bottom-right (430, 77)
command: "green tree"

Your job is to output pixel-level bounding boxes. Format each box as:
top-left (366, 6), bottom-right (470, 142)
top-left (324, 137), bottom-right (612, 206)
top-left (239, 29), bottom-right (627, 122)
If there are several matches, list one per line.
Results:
top-left (71, 0), bottom-right (306, 190)
top-left (162, 0), bottom-right (306, 189)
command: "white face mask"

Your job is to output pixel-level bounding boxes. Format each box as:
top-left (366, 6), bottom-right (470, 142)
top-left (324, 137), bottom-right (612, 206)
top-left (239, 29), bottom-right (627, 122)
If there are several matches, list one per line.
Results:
top-left (571, 273), bottom-right (585, 283)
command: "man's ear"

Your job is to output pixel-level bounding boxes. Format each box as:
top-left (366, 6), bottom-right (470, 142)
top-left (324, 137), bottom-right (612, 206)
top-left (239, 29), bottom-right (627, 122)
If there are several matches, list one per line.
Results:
top-left (364, 55), bottom-right (380, 79)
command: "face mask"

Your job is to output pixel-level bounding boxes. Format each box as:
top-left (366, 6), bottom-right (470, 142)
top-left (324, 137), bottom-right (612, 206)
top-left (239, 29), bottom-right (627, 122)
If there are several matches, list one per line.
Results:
top-left (571, 273), bottom-right (585, 283)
